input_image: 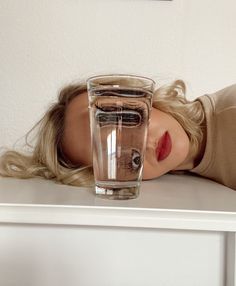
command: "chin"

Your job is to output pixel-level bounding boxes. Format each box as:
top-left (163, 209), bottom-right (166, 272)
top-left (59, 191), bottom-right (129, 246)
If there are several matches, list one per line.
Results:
top-left (142, 177), bottom-right (153, 181)
top-left (142, 169), bottom-right (166, 180)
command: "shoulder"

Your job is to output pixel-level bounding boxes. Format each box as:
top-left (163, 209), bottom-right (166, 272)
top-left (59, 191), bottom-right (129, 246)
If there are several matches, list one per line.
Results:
top-left (208, 84), bottom-right (236, 112)
top-left (199, 84), bottom-right (236, 114)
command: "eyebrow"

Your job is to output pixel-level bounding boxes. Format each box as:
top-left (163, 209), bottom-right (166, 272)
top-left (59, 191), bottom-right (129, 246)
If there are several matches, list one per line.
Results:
top-left (95, 103), bottom-right (149, 127)
top-left (94, 103), bottom-right (146, 111)
top-left (96, 109), bottom-right (142, 127)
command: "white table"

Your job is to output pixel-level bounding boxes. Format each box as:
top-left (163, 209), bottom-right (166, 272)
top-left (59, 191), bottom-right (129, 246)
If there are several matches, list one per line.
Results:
top-left (0, 174), bottom-right (236, 286)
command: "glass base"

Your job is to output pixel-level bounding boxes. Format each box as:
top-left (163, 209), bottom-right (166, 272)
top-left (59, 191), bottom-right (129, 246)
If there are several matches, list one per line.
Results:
top-left (95, 182), bottom-right (140, 200)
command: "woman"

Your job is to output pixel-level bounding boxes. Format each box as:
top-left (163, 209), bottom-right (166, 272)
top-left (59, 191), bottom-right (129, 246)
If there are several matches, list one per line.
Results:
top-left (0, 79), bottom-right (236, 190)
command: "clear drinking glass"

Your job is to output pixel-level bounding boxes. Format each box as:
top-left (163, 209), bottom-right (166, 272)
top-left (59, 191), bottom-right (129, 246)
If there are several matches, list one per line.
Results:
top-left (87, 74), bottom-right (155, 199)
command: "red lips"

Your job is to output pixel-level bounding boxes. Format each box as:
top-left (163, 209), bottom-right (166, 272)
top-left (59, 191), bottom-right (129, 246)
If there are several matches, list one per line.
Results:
top-left (156, 131), bottom-right (172, 162)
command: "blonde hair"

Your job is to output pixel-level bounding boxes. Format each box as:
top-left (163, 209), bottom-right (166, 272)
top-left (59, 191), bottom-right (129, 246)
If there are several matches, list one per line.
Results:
top-left (152, 80), bottom-right (204, 156)
top-left (0, 79), bottom-right (204, 187)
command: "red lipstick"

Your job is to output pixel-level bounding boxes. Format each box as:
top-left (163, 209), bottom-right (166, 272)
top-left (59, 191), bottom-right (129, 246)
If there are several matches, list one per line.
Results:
top-left (156, 131), bottom-right (172, 162)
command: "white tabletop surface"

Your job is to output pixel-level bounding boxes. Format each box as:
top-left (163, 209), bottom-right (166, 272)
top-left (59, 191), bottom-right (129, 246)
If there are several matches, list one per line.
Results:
top-left (0, 174), bottom-right (236, 231)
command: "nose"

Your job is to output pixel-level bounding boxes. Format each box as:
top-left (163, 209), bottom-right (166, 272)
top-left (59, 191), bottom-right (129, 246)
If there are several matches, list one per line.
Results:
top-left (144, 137), bottom-right (152, 162)
top-left (142, 159), bottom-right (152, 180)
top-left (145, 128), bottom-right (154, 152)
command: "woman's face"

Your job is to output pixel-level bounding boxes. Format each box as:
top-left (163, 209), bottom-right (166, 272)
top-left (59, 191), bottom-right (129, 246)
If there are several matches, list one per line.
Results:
top-left (62, 92), bottom-right (190, 179)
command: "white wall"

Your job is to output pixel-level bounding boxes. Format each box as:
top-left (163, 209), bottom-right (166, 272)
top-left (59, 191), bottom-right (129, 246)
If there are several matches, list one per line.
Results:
top-left (0, 0), bottom-right (236, 147)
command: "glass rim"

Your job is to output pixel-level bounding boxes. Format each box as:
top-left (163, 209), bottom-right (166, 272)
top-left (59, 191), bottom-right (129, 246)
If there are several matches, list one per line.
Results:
top-left (87, 74), bottom-right (156, 87)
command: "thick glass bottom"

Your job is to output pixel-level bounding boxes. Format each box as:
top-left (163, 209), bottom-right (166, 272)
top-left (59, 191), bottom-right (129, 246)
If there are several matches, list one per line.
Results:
top-left (95, 181), bottom-right (140, 200)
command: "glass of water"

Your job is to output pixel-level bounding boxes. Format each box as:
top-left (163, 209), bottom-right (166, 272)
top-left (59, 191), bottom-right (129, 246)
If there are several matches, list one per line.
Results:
top-left (87, 74), bottom-right (155, 199)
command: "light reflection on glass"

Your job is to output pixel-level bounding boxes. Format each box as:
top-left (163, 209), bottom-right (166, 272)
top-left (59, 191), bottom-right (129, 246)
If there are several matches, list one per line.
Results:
top-left (107, 129), bottom-right (117, 179)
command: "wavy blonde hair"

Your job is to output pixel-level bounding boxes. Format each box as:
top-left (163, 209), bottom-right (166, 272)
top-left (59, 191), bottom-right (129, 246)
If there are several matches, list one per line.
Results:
top-left (0, 79), bottom-right (204, 187)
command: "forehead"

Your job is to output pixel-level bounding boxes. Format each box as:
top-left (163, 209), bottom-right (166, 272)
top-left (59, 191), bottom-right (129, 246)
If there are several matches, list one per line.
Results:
top-left (62, 91), bottom-right (92, 166)
top-left (66, 91), bottom-right (88, 115)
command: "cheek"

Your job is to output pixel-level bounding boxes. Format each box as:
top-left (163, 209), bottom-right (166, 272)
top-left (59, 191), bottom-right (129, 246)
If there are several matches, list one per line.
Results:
top-left (142, 125), bottom-right (190, 180)
top-left (171, 128), bottom-right (190, 164)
